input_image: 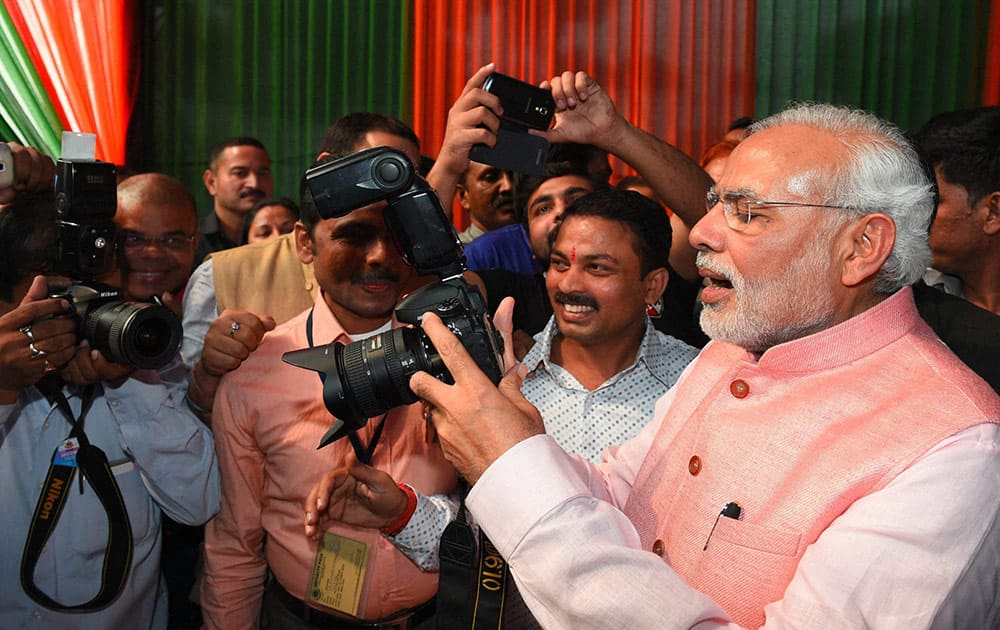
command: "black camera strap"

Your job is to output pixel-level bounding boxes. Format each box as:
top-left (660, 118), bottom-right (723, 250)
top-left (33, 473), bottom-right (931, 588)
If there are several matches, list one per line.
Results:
top-left (436, 497), bottom-right (507, 629)
top-left (306, 308), bottom-right (387, 465)
top-left (21, 377), bottom-right (133, 611)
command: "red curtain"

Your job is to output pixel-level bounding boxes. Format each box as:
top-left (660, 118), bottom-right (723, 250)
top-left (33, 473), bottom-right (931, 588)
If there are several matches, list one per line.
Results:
top-left (2, 0), bottom-right (137, 163)
top-left (984, 0), bottom-right (1000, 105)
top-left (411, 0), bottom-right (756, 225)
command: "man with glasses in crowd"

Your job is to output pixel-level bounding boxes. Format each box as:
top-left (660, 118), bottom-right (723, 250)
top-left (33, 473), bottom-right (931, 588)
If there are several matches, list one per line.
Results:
top-left (408, 81), bottom-right (1000, 628)
top-left (115, 173), bottom-right (199, 305)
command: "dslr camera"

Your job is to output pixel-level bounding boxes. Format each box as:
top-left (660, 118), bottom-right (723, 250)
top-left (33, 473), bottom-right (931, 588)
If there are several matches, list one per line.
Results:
top-left (282, 147), bottom-right (505, 447)
top-left (50, 158), bottom-right (182, 370)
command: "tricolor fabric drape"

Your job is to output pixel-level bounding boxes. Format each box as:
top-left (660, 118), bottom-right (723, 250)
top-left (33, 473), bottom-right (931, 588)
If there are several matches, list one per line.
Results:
top-left (0, 0), bottom-right (996, 227)
top-left (1, 0), bottom-right (136, 162)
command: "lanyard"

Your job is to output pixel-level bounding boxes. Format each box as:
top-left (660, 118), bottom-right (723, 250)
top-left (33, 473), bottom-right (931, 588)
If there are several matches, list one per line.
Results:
top-left (306, 309), bottom-right (387, 465)
top-left (21, 377), bottom-right (133, 611)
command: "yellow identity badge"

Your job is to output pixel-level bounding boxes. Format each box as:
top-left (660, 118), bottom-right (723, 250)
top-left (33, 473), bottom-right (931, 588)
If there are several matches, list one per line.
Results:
top-left (308, 532), bottom-right (370, 616)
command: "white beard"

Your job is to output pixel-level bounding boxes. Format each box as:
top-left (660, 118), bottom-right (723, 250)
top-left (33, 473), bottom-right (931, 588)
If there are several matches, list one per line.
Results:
top-left (697, 247), bottom-right (838, 353)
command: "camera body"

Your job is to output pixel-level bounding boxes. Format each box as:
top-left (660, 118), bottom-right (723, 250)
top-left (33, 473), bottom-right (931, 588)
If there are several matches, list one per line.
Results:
top-left (54, 159), bottom-right (119, 278)
top-left (51, 281), bottom-right (183, 370)
top-left (469, 72), bottom-right (555, 175)
top-left (50, 158), bottom-right (182, 370)
top-left (283, 147), bottom-right (505, 446)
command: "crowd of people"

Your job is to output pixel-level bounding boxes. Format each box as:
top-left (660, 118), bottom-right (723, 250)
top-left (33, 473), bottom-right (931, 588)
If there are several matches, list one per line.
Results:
top-left (1, 63), bottom-right (998, 629)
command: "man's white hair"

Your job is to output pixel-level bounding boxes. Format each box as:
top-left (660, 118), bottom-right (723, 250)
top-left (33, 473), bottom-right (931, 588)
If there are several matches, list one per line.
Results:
top-left (750, 103), bottom-right (934, 293)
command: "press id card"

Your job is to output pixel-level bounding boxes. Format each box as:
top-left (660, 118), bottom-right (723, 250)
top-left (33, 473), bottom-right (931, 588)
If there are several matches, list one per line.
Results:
top-left (308, 532), bottom-right (370, 616)
top-left (53, 437), bottom-right (80, 467)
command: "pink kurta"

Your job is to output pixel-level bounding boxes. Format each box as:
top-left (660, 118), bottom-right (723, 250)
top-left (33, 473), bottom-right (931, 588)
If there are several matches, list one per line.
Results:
top-left (202, 296), bottom-right (456, 628)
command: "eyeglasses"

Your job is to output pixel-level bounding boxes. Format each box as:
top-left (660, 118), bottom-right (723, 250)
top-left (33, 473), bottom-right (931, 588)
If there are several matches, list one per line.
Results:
top-left (119, 230), bottom-right (196, 251)
top-left (706, 187), bottom-right (857, 235)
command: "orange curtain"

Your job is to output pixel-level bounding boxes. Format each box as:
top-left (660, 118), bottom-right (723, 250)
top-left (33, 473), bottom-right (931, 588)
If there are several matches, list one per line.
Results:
top-left (411, 0), bottom-right (755, 187)
top-left (2, 0), bottom-right (136, 163)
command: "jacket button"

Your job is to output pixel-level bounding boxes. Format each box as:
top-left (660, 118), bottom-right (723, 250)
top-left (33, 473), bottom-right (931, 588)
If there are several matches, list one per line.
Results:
top-left (688, 455), bottom-right (702, 475)
top-left (730, 379), bottom-right (750, 398)
top-left (652, 539), bottom-right (664, 556)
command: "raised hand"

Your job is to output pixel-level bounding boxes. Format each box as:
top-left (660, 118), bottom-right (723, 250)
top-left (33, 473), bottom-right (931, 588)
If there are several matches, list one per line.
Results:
top-left (427, 63), bottom-right (505, 213)
top-left (538, 71), bottom-right (625, 150)
top-left (0, 142), bottom-right (56, 204)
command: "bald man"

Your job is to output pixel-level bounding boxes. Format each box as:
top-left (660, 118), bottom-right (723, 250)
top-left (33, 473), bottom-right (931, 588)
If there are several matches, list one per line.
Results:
top-left (115, 173), bottom-right (199, 302)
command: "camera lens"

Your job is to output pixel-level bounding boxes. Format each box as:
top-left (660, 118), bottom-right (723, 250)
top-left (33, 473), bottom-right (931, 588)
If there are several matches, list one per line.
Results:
top-left (82, 300), bottom-right (183, 369)
top-left (323, 327), bottom-right (447, 427)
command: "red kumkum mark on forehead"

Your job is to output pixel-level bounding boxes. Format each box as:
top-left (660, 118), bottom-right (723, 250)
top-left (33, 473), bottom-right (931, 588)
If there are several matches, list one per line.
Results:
top-left (571, 247), bottom-right (576, 262)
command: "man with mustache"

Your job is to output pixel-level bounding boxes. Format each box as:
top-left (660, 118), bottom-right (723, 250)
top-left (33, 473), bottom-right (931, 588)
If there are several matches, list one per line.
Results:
top-left (200, 155), bottom-right (456, 629)
top-left (182, 64), bottom-right (508, 418)
top-left (303, 188), bottom-right (698, 626)
top-left (455, 160), bottom-right (516, 245)
top-left (409, 91), bottom-right (1000, 627)
top-left (196, 137), bottom-right (274, 263)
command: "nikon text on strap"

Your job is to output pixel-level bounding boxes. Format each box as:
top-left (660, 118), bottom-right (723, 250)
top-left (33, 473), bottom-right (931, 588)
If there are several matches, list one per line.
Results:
top-left (20, 378), bottom-right (133, 611)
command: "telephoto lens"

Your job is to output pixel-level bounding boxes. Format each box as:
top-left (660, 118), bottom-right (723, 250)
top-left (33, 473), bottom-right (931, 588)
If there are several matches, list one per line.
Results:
top-left (54, 281), bottom-right (183, 370)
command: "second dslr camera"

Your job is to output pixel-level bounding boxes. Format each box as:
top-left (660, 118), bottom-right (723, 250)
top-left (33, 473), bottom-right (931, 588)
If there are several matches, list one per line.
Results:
top-left (51, 158), bottom-right (182, 370)
top-left (282, 147), bottom-right (505, 446)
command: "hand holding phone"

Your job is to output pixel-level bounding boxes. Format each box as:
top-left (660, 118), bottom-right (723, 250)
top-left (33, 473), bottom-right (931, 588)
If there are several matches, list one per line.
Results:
top-left (470, 73), bottom-right (555, 175)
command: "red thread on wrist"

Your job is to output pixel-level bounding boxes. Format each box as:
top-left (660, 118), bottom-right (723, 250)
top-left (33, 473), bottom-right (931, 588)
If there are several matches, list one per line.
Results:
top-left (380, 483), bottom-right (417, 536)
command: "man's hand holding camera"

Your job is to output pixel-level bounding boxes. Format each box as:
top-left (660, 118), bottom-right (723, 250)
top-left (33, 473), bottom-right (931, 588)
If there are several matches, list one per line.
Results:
top-left (60, 339), bottom-right (134, 388)
top-left (409, 298), bottom-right (543, 485)
top-left (0, 276), bottom-right (77, 404)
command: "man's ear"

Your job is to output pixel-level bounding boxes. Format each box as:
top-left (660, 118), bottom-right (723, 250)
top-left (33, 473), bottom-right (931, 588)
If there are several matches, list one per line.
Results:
top-left (841, 214), bottom-right (895, 288)
top-left (456, 181), bottom-right (471, 210)
top-left (202, 169), bottom-right (217, 196)
top-left (642, 266), bottom-right (670, 305)
top-left (980, 191), bottom-right (1000, 236)
top-left (294, 221), bottom-right (314, 264)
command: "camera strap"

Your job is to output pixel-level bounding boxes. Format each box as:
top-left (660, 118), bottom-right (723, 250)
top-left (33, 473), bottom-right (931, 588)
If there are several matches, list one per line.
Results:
top-left (436, 497), bottom-right (507, 629)
top-left (21, 377), bottom-right (133, 611)
top-left (306, 308), bottom-right (387, 465)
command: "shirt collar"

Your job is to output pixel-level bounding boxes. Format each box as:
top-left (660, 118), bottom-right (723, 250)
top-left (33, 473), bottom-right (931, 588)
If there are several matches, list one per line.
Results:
top-left (523, 315), bottom-right (667, 384)
top-left (729, 286), bottom-right (921, 372)
top-left (309, 291), bottom-right (397, 347)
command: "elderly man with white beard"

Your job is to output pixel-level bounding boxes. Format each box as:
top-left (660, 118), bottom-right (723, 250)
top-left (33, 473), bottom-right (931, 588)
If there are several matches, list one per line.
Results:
top-left (407, 83), bottom-right (1000, 629)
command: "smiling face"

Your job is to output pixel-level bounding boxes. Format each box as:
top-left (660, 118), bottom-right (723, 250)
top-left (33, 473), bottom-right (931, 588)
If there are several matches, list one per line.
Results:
top-left (689, 124), bottom-right (852, 352)
top-left (115, 176), bottom-right (198, 300)
top-left (296, 202), bottom-right (413, 334)
top-left (546, 215), bottom-right (663, 350)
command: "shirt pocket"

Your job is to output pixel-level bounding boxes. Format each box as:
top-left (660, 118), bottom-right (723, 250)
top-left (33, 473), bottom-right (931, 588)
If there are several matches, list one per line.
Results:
top-left (72, 463), bottom-right (154, 558)
top-left (713, 516), bottom-right (802, 557)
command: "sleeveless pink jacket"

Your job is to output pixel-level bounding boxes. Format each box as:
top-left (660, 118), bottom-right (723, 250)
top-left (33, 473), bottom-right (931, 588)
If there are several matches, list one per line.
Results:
top-left (623, 288), bottom-right (1000, 627)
